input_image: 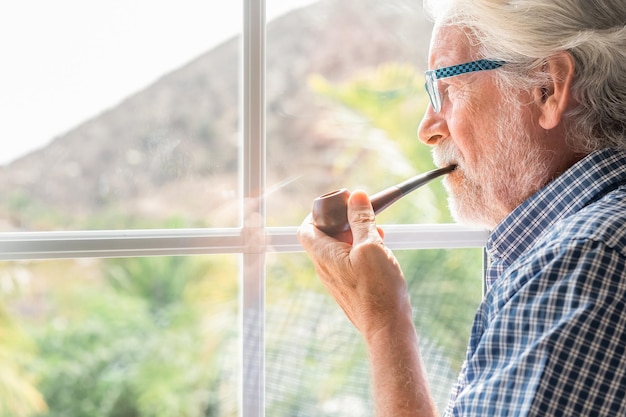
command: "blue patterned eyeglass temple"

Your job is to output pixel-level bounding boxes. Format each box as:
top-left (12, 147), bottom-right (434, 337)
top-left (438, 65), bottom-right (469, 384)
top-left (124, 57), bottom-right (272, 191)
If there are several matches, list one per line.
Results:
top-left (425, 59), bottom-right (505, 113)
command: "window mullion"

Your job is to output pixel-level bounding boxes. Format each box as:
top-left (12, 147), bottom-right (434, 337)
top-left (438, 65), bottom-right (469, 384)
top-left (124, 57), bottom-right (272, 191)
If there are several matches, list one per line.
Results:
top-left (241, 0), bottom-right (266, 416)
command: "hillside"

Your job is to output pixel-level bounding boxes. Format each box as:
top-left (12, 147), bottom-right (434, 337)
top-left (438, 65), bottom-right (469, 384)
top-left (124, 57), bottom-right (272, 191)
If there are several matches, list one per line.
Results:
top-left (0, 0), bottom-right (433, 230)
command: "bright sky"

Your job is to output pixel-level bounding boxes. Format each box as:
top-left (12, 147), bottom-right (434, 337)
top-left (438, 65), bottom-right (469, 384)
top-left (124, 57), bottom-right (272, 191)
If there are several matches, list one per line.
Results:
top-left (0, 0), bottom-right (317, 165)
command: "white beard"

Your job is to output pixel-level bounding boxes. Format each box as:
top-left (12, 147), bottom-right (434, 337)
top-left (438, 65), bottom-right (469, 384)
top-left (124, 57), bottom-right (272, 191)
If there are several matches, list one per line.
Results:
top-left (433, 105), bottom-right (555, 229)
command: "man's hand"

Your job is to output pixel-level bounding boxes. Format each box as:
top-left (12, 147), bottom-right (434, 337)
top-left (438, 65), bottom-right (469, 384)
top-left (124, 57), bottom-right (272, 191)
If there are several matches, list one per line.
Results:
top-left (298, 189), bottom-right (439, 417)
top-left (297, 190), bottom-right (411, 341)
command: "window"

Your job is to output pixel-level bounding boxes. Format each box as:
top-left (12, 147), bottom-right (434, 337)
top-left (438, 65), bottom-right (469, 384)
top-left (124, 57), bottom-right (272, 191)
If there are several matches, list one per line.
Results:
top-left (0, 1), bottom-right (488, 416)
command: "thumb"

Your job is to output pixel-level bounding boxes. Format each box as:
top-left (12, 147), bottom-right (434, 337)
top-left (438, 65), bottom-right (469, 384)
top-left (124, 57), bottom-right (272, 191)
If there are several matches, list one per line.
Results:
top-left (347, 190), bottom-right (380, 244)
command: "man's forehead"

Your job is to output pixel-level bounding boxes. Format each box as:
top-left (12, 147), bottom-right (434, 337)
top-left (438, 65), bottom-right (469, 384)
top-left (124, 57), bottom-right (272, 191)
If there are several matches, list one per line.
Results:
top-left (428, 25), bottom-right (475, 69)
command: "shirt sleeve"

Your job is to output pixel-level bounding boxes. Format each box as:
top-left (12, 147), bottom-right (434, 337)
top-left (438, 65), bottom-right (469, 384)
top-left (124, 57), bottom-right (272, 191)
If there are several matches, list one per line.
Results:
top-left (444, 238), bottom-right (626, 417)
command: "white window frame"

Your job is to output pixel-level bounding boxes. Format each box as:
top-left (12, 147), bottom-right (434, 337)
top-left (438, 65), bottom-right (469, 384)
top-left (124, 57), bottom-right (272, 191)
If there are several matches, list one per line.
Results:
top-left (0, 1), bottom-right (489, 416)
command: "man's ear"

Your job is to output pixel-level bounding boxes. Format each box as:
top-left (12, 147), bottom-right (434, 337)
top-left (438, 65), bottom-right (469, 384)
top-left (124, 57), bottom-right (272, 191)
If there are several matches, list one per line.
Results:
top-left (536, 51), bottom-right (576, 130)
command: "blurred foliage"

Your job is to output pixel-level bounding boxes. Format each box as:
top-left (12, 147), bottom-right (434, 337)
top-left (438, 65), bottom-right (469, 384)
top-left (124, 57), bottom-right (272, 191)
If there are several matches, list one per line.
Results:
top-left (1, 191), bottom-right (70, 231)
top-left (398, 249), bottom-right (483, 364)
top-left (2, 256), bottom-right (238, 417)
top-left (309, 63), bottom-right (431, 169)
top-left (265, 253), bottom-right (372, 416)
top-left (0, 302), bottom-right (47, 417)
top-left (308, 63), bottom-right (452, 224)
top-left (0, 192), bottom-right (210, 232)
top-left (265, 248), bottom-right (481, 416)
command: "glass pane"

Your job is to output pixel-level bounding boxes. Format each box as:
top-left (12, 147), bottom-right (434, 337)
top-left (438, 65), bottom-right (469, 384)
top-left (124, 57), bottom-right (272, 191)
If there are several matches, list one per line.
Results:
top-left (266, 0), bottom-right (449, 227)
top-left (0, 1), bottom-right (242, 231)
top-left (0, 255), bottom-right (239, 416)
top-left (266, 249), bottom-right (483, 416)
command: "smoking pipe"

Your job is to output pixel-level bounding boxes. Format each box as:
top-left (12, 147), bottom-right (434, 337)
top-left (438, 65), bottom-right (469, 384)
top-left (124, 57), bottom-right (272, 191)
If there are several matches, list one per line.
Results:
top-left (311, 165), bottom-right (456, 235)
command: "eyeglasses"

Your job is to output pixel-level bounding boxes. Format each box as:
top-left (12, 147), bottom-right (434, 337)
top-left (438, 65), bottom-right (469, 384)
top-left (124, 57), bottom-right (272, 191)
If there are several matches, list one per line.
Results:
top-left (424, 59), bottom-right (505, 113)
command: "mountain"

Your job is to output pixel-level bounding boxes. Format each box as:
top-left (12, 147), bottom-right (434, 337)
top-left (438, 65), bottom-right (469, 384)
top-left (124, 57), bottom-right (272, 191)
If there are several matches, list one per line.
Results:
top-left (0, 0), bottom-right (433, 230)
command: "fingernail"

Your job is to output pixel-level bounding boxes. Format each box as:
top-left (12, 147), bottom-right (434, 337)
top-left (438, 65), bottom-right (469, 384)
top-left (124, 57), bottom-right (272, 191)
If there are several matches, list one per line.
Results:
top-left (349, 190), bottom-right (370, 206)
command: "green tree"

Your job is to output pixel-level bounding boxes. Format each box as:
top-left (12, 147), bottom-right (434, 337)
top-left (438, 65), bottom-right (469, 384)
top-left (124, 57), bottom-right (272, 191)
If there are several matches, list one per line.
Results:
top-left (29, 255), bottom-right (238, 417)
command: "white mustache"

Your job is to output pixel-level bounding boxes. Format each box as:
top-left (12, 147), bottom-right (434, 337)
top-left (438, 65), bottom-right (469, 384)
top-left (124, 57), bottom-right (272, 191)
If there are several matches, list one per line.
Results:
top-left (432, 141), bottom-right (463, 169)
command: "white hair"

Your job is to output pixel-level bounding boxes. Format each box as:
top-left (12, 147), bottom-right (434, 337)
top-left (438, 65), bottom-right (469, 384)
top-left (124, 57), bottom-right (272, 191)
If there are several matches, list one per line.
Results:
top-left (423, 0), bottom-right (626, 152)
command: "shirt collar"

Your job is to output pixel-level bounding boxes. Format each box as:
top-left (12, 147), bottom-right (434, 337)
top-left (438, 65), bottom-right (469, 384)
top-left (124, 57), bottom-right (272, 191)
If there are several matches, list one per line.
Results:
top-left (485, 148), bottom-right (626, 287)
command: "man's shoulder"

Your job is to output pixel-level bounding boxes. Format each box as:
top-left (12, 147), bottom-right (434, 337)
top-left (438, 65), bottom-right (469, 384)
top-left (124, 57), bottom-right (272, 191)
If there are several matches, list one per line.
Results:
top-left (491, 186), bottom-right (626, 305)
top-left (544, 185), bottom-right (626, 255)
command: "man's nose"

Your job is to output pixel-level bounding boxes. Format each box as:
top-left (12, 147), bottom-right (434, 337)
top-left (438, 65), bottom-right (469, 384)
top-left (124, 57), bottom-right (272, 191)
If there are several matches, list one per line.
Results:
top-left (417, 106), bottom-right (449, 146)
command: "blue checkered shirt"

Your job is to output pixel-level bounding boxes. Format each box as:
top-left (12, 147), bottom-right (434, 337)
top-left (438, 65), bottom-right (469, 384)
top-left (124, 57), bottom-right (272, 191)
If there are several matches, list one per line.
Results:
top-left (444, 148), bottom-right (626, 416)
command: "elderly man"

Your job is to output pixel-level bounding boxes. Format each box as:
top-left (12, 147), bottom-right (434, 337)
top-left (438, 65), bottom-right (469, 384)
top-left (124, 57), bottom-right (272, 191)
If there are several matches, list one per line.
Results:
top-left (298, 0), bottom-right (626, 416)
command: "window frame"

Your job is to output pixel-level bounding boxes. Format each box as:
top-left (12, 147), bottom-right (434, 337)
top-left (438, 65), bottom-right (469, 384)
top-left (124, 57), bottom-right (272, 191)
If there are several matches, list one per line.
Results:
top-left (0, 1), bottom-right (489, 416)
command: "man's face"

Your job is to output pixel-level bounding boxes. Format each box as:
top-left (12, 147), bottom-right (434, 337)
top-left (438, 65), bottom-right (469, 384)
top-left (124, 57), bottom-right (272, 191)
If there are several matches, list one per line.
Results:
top-left (418, 25), bottom-right (556, 229)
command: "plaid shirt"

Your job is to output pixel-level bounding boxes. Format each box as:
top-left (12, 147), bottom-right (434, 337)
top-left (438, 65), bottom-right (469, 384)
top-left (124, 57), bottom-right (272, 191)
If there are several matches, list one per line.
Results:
top-left (444, 148), bottom-right (626, 416)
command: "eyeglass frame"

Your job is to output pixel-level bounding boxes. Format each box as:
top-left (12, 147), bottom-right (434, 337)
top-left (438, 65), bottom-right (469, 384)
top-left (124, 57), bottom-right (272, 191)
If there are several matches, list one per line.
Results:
top-left (424, 59), bottom-right (505, 113)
